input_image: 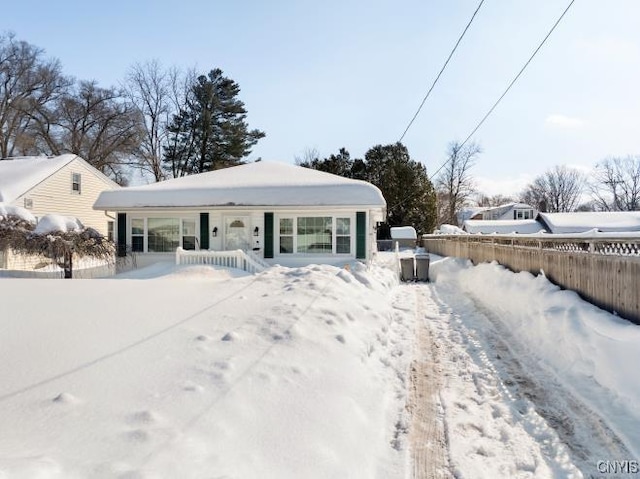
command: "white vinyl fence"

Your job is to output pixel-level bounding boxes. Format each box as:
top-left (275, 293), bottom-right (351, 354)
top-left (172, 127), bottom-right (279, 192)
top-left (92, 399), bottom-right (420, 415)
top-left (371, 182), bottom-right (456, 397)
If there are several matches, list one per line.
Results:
top-left (175, 248), bottom-right (270, 274)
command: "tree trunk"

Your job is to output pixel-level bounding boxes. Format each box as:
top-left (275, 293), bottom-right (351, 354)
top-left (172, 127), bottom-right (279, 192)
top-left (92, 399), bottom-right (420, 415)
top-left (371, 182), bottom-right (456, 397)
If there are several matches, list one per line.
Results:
top-left (63, 252), bottom-right (73, 279)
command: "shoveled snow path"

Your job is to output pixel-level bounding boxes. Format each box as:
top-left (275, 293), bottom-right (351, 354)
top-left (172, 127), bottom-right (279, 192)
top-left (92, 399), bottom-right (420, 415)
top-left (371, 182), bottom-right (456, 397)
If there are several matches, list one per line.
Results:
top-left (396, 284), bottom-right (583, 478)
top-left (404, 276), bottom-right (632, 479)
top-left (395, 285), bottom-right (451, 479)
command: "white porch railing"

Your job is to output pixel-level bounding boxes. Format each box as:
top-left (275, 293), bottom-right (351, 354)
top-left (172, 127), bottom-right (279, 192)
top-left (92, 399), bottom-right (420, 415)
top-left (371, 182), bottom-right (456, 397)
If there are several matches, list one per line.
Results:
top-left (175, 247), bottom-right (269, 274)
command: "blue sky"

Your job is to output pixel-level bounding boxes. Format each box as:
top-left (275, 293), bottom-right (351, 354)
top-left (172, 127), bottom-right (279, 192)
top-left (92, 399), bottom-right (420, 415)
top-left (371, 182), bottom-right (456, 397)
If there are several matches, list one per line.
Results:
top-left (5, 1), bottom-right (640, 195)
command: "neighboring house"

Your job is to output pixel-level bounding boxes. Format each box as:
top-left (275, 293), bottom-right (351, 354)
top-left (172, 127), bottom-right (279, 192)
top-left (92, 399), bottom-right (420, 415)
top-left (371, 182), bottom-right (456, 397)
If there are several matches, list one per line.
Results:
top-left (463, 219), bottom-right (546, 234)
top-left (469, 203), bottom-right (538, 221)
top-left (462, 212), bottom-right (640, 235)
top-left (0, 155), bottom-right (120, 270)
top-left (538, 212), bottom-right (640, 234)
top-left (456, 206), bottom-right (485, 225)
top-left (94, 161), bottom-right (387, 268)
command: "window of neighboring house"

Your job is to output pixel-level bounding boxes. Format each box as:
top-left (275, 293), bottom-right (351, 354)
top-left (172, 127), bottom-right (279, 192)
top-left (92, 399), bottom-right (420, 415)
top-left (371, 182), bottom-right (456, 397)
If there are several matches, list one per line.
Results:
top-left (131, 219), bottom-right (144, 252)
top-left (72, 173), bottom-right (81, 194)
top-left (107, 221), bottom-right (114, 242)
top-left (182, 219), bottom-right (197, 250)
top-left (147, 218), bottom-right (180, 252)
top-left (336, 218), bottom-right (351, 254)
top-left (515, 209), bottom-right (534, 220)
top-left (279, 218), bottom-right (294, 253)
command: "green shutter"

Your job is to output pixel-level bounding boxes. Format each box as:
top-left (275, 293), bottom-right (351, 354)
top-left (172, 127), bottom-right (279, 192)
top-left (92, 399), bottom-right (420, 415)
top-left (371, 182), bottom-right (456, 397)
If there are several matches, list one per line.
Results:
top-left (199, 213), bottom-right (210, 250)
top-left (356, 212), bottom-right (366, 259)
top-left (117, 213), bottom-right (127, 257)
top-left (264, 212), bottom-right (274, 258)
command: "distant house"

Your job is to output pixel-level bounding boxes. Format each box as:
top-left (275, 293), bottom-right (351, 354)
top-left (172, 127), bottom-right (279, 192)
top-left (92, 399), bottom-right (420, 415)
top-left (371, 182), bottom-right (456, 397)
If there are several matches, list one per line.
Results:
top-left (538, 212), bottom-right (640, 234)
top-left (0, 155), bottom-right (119, 270)
top-left (469, 203), bottom-right (538, 221)
top-left (463, 219), bottom-right (546, 234)
top-left (93, 161), bottom-right (387, 268)
top-left (461, 211), bottom-right (640, 235)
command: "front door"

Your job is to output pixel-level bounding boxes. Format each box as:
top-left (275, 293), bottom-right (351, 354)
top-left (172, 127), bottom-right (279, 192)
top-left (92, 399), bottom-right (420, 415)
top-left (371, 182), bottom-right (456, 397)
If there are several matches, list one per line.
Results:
top-left (224, 216), bottom-right (250, 251)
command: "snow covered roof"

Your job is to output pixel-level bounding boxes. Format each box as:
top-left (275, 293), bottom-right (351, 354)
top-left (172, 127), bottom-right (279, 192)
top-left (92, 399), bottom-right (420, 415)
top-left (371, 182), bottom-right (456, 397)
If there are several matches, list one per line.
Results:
top-left (390, 226), bottom-right (417, 239)
top-left (463, 219), bottom-right (546, 234)
top-left (0, 155), bottom-right (80, 203)
top-left (94, 161), bottom-right (387, 209)
top-left (538, 212), bottom-right (640, 234)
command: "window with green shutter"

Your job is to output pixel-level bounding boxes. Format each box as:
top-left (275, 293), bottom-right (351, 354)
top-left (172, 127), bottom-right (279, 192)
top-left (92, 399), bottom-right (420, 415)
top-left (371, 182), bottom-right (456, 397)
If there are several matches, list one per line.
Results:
top-left (200, 213), bottom-right (209, 250)
top-left (356, 212), bottom-right (366, 259)
top-left (264, 212), bottom-right (274, 258)
top-left (117, 213), bottom-right (127, 257)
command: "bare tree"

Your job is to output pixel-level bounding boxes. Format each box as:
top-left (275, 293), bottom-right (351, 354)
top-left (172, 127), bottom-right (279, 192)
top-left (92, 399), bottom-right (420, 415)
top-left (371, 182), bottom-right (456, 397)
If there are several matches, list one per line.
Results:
top-left (520, 165), bottom-right (584, 212)
top-left (0, 32), bottom-right (70, 157)
top-left (474, 192), bottom-right (515, 207)
top-left (124, 60), bottom-right (174, 182)
top-left (435, 141), bottom-right (481, 226)
top-left (590, 156), bottom-right (640, 211)
top-left (294, 146), bottom-right (320, 166)
top-left (31, 81), bottom-right (143, 184)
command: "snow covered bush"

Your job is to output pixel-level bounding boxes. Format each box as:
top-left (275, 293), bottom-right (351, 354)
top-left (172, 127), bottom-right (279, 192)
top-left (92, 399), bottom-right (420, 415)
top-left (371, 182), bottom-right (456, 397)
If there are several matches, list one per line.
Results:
top-left (0, 210), bottom-right (114, 278)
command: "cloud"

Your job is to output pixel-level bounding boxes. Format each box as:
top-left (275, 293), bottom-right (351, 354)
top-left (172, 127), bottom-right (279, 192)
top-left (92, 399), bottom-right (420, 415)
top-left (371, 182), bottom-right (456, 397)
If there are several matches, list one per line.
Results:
top-left (545, 114), bottom-right (585, 129)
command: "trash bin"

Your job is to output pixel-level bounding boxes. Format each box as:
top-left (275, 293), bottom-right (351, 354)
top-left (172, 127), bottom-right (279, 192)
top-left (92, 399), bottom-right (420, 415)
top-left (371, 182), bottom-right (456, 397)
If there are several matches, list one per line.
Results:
top-left (415, 253), bottom-right (430, 282)
top-left (400, 256), bottom-right (415, 282)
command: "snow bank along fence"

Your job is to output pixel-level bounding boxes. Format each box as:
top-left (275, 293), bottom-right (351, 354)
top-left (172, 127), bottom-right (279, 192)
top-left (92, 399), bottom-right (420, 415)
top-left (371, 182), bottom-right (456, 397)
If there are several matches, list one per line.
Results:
top-left (422, 234), bottom-right (640, 325)
top-left (175, 247), bottom-right (269, 274)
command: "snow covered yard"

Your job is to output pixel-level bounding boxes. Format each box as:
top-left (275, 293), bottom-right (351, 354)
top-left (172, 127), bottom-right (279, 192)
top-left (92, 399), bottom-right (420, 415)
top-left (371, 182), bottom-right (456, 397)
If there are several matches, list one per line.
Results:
top-left (0, 262), bottom-right (413, 478)
top-left (2, 253), bottom-right (640, 478)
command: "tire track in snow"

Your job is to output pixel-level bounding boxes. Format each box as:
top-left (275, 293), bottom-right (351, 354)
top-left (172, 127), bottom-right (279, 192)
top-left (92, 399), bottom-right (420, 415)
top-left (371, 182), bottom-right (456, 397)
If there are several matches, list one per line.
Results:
top-left (396, 284), bottom-right (452, 479)
top-left (459, 291), bottom-right (632, 476)
top-left (429, 277), bottom-right (631, 478)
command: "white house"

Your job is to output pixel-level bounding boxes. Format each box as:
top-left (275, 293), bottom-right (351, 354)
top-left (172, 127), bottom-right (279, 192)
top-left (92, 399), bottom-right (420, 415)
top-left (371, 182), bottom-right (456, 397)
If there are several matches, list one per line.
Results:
top-left (538, 211), bottom-right (640, 234)
top-left (469, 203), bottom-right (538, 221)
top-left (0, 155), bottom-right (119, 270)
top-left (93, 161), bottom-right (387, 267)
top-left (463, 219), bottom-right (546, 234)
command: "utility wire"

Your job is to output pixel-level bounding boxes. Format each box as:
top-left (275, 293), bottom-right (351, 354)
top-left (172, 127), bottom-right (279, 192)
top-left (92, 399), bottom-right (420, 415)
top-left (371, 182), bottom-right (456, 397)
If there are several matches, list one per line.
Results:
top-left (399, 0), bottom-right (486, 143)
top-left (428, 0), bottom-right (576, 180)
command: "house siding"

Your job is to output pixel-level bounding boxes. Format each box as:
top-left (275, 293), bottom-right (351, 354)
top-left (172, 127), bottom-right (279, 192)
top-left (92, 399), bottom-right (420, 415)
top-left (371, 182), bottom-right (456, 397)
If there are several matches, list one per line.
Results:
top-left (114, 207), bottom-right (382, 268)
top-left (12, 158), bottom-right (118, 236)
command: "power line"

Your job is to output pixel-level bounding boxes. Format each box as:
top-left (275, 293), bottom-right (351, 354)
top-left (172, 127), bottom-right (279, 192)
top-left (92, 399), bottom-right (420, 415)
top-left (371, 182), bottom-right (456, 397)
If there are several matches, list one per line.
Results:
top-left (399, 0), bottom-right (486, 143)
top-left (428, 0), bottom-right (576, 180)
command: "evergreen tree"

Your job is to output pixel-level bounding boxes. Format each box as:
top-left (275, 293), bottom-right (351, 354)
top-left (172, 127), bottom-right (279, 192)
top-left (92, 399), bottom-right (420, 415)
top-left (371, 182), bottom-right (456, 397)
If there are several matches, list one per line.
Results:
top-left (297, 147), bottom-right (353, 177)
top-left (163, 68), bottom-right (265, 177)
top-left (362, 143), bottom-right (437, 235)
top-left (300, 143), bottom-right (437, 235)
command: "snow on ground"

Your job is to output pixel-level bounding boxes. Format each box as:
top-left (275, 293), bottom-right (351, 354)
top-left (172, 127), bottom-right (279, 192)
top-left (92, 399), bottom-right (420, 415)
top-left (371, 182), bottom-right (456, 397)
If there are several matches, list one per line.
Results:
top-left (1, 252), bottom-right (639, 478)
top-left (428, 255), bottom-right (639, 477)
top-left (0, 262), bottom-right (412, 478)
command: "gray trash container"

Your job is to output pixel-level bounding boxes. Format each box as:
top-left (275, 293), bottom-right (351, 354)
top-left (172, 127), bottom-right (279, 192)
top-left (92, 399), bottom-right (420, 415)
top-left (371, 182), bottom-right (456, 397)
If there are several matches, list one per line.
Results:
top-left (415, 253), bottom-right (430, 282)
top-left (400, 256), bottom-right (415, 282)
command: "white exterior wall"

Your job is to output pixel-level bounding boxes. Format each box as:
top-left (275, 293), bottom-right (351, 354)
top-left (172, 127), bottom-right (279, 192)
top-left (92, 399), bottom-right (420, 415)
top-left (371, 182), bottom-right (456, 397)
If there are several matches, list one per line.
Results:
top-left (11, 158), bottom-right (118, 236)
top-left (116, 207), bottom-right (382, 269)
